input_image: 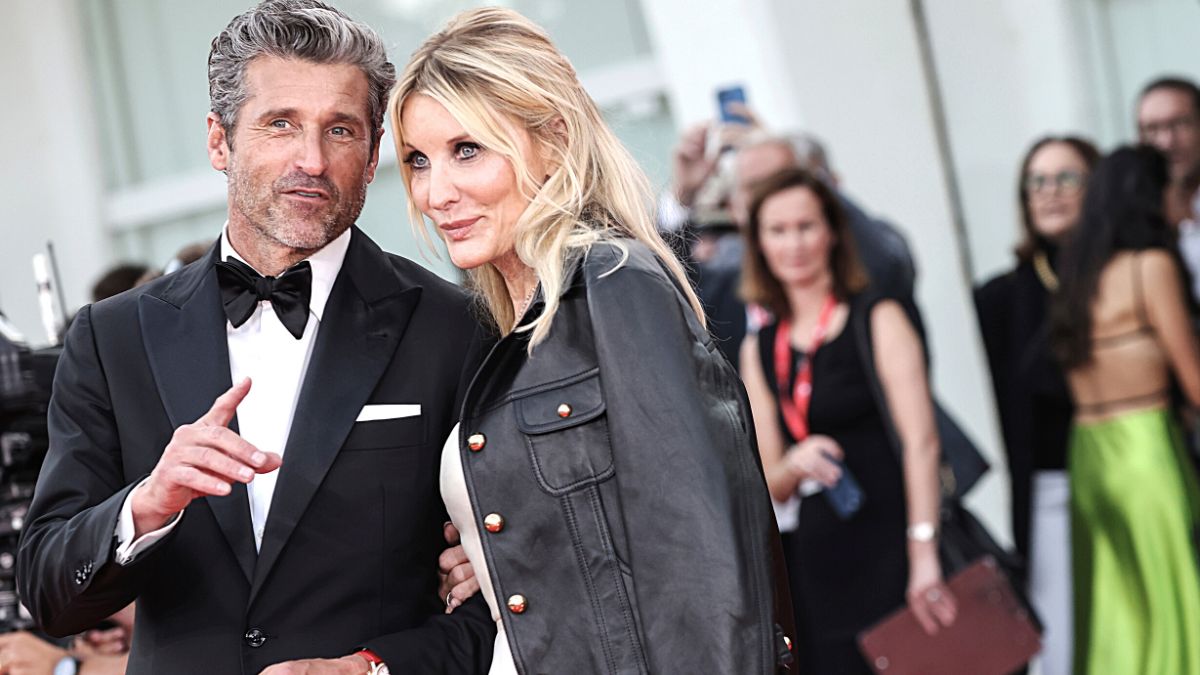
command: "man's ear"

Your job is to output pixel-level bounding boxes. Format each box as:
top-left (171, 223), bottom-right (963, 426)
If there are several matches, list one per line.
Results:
top-left (365, 128), bottom-right (384, 184)
top-left (207, 112), bottom-right (230, 172)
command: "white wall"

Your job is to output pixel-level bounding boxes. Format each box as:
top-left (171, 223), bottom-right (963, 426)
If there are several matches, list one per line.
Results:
top-left (925, 0), bottom-right (1106, 283)
top-left (640, 0), bottom-right (803, 129)
top-left (0, 0), bottom-right (108, 346)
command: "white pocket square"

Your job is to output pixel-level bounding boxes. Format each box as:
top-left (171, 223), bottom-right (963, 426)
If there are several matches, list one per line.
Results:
top-left (355, 404), bottom-right (421, 422)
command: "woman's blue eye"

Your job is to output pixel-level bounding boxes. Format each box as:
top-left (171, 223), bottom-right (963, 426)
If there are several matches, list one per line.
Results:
top-left (405, 152), bottom-right (429, 169)
top-left (457, 143), bottom-right (480, 159)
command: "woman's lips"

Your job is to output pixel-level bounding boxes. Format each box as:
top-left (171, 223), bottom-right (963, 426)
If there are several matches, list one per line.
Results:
top-left (440, 217), bottom-right (481, 242)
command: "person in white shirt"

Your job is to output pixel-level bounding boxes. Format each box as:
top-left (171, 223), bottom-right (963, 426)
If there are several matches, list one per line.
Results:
top-left (17, 2), bottom-right (494, 674)
top-left (1137, 76), bottom-right (1200, 301)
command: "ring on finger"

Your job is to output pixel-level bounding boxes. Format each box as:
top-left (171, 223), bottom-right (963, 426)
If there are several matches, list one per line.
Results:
top-left (445, 591), bottom-right (454, 607)
top-left (925, 588), bottom-right (942, 603)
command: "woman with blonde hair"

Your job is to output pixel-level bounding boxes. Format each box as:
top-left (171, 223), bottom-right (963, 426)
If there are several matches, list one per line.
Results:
top-left (389, 7), bottom-right (791, 674)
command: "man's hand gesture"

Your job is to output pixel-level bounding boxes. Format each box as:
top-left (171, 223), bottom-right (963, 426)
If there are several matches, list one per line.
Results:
top-left (130, 378), bottom-right (282, 537)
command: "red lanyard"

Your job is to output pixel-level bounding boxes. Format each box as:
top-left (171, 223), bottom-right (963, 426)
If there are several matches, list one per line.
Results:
top-left (773, 295), bottom-right (837, 442)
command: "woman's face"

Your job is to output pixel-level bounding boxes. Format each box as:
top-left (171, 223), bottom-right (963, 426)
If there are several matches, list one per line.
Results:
top-left (399, 94), bottom-right (542, 271)
top-left (1025, 142), bottom-right (1089, 242)
top-left (756, 185), bottom-right (835, 289)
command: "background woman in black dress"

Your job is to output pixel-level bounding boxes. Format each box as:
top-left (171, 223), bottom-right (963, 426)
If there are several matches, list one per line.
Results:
top-left (739, 168), bottom-right (954, 674)
top-left (974, 135), bottom-right (1099, 675)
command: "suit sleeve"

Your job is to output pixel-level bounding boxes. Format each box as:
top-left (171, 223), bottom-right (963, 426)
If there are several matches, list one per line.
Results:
top-left (17, 305), bottom-right (162, 637)
top-left (361, 594), bottom-right (495, 674)
top-left (585, 261), bottom-right (774, 673)
top-left (361, 311), bottom-right (497, 674)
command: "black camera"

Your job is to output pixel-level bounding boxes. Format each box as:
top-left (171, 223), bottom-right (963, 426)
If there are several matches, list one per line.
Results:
top-left (0, 317), bottom-right (59, 631)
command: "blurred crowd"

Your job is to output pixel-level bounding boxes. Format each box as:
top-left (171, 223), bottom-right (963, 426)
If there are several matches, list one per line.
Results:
top-left (653, 75), bottom-right (1200, 674)
top-left (0, 604), bottom-right (131, 675)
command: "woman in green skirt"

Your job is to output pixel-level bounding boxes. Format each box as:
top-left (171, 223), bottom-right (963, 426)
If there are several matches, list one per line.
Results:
top-left (1050, 145), bottom-right (1200, 675)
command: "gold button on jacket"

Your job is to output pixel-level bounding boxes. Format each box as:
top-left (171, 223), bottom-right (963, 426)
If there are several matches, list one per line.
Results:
top-left (467, 433), bottom-right (486, 452)
top-left (483, 513), bottom-right (505, 533)
top-left (506, 594), bottom-right (527, 614)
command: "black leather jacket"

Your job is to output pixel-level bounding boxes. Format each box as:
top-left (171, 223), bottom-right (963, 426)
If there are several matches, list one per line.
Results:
top-left (456, 240), bottom-right (789, 674)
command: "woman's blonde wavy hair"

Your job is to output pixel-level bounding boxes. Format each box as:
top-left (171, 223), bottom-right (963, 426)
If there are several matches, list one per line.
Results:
top-left (388, 6), bottom-right (703, 348)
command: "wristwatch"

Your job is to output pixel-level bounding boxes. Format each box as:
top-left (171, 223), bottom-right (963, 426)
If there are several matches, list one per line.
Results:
top-left (906, 521), bottom-right (937, 543)
top-left (355, 648), bottom-right (390, 675)
top-left (53, 656), bottom-right (80, 675)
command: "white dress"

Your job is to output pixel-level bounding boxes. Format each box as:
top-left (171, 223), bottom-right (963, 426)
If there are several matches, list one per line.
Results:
top-left (439, 424), bottom-right (519, 674)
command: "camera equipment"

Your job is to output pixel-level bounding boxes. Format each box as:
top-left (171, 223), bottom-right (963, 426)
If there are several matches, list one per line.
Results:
top-left (0, 313), bottom-right (59, 631)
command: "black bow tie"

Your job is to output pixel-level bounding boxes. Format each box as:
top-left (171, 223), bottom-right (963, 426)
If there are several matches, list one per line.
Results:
top-left (215, 257), bottom-right (313, 339)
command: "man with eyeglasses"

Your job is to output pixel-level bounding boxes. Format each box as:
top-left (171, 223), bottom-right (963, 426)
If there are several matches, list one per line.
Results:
top-left (1137, 76), bottom-right (1200, 300)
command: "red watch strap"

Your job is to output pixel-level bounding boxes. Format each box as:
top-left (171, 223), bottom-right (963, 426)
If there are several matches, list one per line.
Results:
top-left (355, 649), bottom-right (385, 666)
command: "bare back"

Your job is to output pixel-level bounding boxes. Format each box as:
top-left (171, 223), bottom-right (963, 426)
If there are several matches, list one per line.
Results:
top-left (1068, 250), bottom-right (1200, 423)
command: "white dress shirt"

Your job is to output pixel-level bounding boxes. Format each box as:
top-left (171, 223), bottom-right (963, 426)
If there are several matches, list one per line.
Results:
top-left (114, 226), bottom-right (351, 562)
top-left (1180, 188), bottom-right (1200, 302)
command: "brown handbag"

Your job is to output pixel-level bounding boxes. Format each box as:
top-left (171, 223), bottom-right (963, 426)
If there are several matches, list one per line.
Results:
top-left (857, 556), bottom-right (1041, 675)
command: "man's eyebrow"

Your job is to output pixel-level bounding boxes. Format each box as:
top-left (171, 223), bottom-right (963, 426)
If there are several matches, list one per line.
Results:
top-left (326, 111), bottom-right (369, 126)
top-left (255, 107), bottom-right (298, 122)
top-left (252, 109), bottom-right (369, 126)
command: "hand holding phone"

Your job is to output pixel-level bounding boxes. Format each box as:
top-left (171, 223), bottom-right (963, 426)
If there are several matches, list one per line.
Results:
top-left (716, 85), bottom-right (750, 125)
top-left (707, 85), bottom-right (756, 159)
top-left (821, 452), bottom-right (865, 520)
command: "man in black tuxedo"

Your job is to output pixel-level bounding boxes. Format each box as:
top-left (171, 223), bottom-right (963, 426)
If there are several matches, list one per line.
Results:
top-left (17, 2), bottom-right (493, 673)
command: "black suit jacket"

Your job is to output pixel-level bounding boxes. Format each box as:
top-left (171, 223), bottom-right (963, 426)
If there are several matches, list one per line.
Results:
top-left (973, 261), bottom-right (1073, 566)
top-left (17, 228), bottom-right (495, 674)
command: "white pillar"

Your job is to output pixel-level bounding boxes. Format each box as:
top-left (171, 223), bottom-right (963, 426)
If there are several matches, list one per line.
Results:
top-left (0, 0), bottom-right (109, 344)
top-left (923, 0), bottom-right (1113, 282)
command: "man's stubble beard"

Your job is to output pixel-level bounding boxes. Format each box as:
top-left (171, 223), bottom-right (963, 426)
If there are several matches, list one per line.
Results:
top-left (227, 159), bottom-right (370, 254)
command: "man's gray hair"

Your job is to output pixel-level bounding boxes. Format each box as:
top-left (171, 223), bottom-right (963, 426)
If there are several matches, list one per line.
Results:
top-left (782, 132), bottom-right (832, 177)
top-left (208, 0), bottom-right (396, 146)
top-left (738, 129), bottom-right (835, 181)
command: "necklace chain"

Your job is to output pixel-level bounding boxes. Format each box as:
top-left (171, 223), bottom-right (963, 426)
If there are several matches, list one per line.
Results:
top-left (1032, 250), bottom-right (1059, 292)
top-left (515, 282), bottom-right (538, 320)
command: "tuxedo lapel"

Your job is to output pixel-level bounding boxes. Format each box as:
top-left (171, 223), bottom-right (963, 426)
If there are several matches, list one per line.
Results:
top-left (249, 228), bottom-right (418, 607)
top-left (138, 243), bottom-right (257, 583)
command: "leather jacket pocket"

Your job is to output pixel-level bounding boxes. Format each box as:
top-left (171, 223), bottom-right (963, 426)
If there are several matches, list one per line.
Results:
top-left (515, 371), bottom-right (614, 495)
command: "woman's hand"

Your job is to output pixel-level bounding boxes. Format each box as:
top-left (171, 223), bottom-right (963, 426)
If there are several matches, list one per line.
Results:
top-left (905, 544), bottom-right (956, 635)
top-left (782, 435), bottom-right (844, 487)
top-left (439, 522), bottom-right (480, 613)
